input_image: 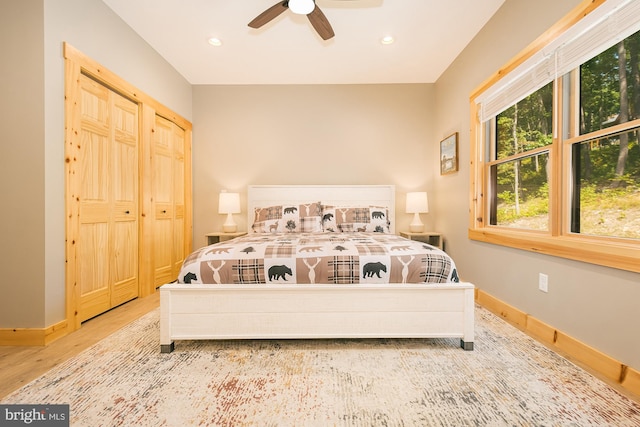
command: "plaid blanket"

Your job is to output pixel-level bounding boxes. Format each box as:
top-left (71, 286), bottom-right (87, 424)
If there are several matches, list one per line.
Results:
top-left (178, 233), bottom-right (459, 285)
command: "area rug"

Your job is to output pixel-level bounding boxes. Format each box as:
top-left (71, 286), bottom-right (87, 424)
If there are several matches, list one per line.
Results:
top-left (3, 306), bottom-right (640, 426)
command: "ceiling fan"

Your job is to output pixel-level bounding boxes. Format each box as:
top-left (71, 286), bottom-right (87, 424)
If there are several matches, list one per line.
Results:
top-left (248, 0), bottom-right (337, 41)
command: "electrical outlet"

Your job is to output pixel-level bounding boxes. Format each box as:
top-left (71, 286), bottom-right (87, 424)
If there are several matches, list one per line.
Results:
top-left (538, 273), bottom-right (549, 293)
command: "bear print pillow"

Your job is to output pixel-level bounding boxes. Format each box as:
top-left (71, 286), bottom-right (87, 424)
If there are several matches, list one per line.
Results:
top-left (251, 202), bottom-right (323, 233)
top-left (321, 205), bottom-right (390, 233)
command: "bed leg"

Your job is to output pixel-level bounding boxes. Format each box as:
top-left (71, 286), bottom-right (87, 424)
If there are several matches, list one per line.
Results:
top-left (460, 340), bottom-right (474, 351)
top-left (160, 342), bottom-right (175, 353)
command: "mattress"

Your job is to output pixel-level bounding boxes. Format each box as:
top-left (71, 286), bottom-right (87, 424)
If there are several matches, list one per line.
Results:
top-left (178, 232), bottom-right (459, 285)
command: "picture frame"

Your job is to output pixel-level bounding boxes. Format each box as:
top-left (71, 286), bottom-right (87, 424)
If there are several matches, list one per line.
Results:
top-left (440, 132), bottom-right (458, 175)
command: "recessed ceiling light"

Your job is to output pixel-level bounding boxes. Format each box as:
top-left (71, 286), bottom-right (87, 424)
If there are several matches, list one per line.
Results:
top-left (381, 35), bottom-right (395, 45)
top-left (208, 37), bottom-right (222, 47)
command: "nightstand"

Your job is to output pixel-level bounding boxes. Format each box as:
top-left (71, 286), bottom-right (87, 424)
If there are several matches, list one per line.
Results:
top-left (205, 231), bottom-right (247, 245)
top-left (399, 231), bottom-right (444, 250)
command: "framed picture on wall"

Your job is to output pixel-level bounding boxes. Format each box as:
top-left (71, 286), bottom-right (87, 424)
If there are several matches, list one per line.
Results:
top-left (440, 132), bottom-right (458, 175)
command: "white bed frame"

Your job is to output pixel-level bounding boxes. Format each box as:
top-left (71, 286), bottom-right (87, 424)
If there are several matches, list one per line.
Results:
top-left (160, 185), bottom-right (475, 352)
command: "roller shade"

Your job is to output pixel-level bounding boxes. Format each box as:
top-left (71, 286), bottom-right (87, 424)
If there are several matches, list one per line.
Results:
top-left (476, 0), bottom-right (640, 123)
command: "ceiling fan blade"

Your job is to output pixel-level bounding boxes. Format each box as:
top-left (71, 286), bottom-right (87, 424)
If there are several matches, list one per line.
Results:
top-left (307, 5), bottom-right (335, 40)
top-left (248, 1), bottom-right (289, 29)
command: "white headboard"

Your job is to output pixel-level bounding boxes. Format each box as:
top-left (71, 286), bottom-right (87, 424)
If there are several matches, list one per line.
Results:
top-left (247, 185), bottom-right (396, 233)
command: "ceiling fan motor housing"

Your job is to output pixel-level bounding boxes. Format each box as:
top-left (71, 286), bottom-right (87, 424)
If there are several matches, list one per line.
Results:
top-left (249, 0), bottom-right (335, 41)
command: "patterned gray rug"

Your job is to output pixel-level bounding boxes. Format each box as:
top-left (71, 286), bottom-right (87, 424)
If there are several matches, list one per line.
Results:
top-left (3, 306), bottom-right (640, 426)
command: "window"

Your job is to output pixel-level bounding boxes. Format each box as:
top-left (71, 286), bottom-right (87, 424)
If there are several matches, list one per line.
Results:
top-left (571, 131), bottom-right (640, 240)
top-left (470, 0), bottom-right (640, 273)
top-left (491, 83), bottom-right (553, 231)
top-left (571, 39), bottom-right (640, 241)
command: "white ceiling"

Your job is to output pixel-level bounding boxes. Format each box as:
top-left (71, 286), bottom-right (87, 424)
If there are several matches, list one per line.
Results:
top-left (100, 0), bottom-right (506, 85)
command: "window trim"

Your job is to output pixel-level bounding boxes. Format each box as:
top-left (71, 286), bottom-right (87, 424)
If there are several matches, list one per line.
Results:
top-left (468, 0), bottom-right (640, 274)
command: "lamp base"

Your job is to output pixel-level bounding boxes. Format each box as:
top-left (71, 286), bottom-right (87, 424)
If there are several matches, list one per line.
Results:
top-left (222, 224), bottom-right (237, 233)
top-left (409, 213), bottom-right (424, 233)
top-left (222, 213), bottom-right (237, 233)
top-left (409, 224), bottom-right (424, 233)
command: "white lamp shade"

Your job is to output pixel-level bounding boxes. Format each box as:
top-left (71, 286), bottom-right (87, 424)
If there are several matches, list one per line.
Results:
top-left (406, 192), bottom-right (429, 214)
top-left (218, 192), bottom-right (241, 214)
top-left (289, 0), bottom-right (315, 14)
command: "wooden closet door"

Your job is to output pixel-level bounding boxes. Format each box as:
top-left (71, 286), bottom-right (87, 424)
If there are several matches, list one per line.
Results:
top-left (172, 124), bottom-right (186, 276)
top-left (110, 92), bottom-right (139, 306)
top-left (77, 74), bottom-right (139, 321)
top-left (65, 43), bottom-right (192, 328)
top-left (152, 115), bottom-right (186, 287)
top-left (78, 76), bottom-right (111, 320)
top-left (152, 116), bottom-right (175, 287)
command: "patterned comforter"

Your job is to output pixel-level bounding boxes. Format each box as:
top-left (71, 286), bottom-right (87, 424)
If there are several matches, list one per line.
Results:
top-left (178, 232), bottom-right (459, 285)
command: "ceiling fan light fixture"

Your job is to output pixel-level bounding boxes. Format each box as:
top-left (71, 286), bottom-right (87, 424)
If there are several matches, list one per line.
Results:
top-left (289, 0), bottom-right (315, 15)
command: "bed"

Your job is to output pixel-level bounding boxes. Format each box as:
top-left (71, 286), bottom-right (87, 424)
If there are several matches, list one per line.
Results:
top-left (160, 185), bottom-right (475, 352)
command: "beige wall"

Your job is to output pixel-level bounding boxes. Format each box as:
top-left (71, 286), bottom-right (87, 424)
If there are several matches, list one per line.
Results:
top-left (434, 0), bottom-right (640, 371)
top-left (0, 0), bottom-right (46, 325)
top-left (192, 84), bottom-right (436, 248)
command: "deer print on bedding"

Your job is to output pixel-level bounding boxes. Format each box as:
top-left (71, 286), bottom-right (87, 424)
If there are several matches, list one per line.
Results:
top-left (177, 233), bottom-right (458, 285)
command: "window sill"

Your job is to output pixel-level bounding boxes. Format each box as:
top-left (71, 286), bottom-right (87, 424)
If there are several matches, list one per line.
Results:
top-left (468, 228), bottom-right (640, 273)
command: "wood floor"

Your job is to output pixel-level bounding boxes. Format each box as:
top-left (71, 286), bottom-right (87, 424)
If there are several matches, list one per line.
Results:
top-left (0, 291), bottom-right (160, 399)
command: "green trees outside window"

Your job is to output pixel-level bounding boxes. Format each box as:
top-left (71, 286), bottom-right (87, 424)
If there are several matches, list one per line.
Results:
top-left (492, 83), bottom-right (553, 230)
top-left (574, 32), bottom-right (640, 239)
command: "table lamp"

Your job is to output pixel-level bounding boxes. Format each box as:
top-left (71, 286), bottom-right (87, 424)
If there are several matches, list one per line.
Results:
top-left (406, 192), bottom-right (429, 233)
top-left (219, 191), bottom-right (241, 233)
